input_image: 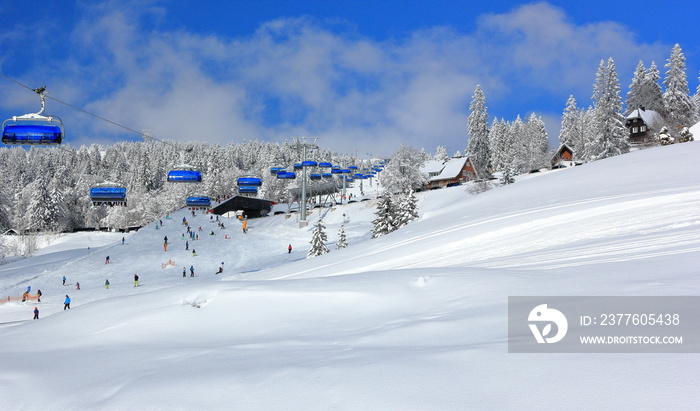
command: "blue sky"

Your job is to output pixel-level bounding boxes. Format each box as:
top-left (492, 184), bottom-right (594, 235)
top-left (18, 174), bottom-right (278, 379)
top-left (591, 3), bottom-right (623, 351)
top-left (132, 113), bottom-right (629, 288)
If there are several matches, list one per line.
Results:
top-left (0, 0), bottom-right (697, 156)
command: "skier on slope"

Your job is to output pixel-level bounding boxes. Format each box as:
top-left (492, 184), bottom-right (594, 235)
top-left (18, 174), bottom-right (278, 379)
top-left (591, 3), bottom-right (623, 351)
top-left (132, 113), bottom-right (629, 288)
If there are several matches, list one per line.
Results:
top-left (190, 266), bottom-right (195, 277)
top-left (64, 295), bottom-right (71, 310)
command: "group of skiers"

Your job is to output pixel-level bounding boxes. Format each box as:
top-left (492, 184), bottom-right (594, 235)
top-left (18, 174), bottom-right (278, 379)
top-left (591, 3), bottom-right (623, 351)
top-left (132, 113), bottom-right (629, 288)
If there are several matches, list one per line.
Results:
top-left (28, 210), bottom-right (260, 320)
top-left (21, 287), bottom-right (42, 302)
top-left (179, 263), bottom-right (224, 277)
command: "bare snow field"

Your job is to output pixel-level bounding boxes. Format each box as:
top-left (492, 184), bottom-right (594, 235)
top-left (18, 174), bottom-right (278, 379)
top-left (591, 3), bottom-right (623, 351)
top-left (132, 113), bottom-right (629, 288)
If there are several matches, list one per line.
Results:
top-left (1, 142), bottom-right (699, 410)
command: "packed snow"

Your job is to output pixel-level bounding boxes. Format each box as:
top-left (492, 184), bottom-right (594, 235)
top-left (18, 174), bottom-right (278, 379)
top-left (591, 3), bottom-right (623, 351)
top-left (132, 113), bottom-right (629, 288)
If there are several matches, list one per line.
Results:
top-left (1, 142), bottom-right (699, 410)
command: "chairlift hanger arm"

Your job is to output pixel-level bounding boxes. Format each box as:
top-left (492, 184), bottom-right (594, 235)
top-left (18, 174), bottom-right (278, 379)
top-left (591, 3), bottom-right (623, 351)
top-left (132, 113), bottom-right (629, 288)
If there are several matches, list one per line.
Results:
top-left (0, 72), bottom-right (189, 152)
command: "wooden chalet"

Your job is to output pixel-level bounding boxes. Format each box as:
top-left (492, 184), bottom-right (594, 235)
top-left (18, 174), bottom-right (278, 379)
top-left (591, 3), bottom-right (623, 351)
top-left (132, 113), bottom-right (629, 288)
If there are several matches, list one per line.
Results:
top-left (421, 156), bottom-right (479, 190)
top-left (625, 107), bottom-right (663, 145)
top-left (551, 144), bottom-right (573, 167)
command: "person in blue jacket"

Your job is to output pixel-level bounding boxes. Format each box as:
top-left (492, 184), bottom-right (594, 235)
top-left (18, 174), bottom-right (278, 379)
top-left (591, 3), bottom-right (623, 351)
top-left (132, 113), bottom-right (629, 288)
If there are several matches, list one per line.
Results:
top-left (64, 295), bottom-right (71, 310)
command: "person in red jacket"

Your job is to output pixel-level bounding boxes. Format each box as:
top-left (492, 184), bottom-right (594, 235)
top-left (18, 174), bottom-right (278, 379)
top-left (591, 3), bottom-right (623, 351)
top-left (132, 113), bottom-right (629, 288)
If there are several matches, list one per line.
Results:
top-left (288, 244), bottom-right (292, 254)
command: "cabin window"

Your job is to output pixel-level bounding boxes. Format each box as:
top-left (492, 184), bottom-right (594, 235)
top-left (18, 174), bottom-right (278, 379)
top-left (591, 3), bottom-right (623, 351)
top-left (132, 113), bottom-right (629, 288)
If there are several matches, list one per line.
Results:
top-left (640, 125), bottom-right (647, 132)
top-left (632, 127), bottom-right (638, 133)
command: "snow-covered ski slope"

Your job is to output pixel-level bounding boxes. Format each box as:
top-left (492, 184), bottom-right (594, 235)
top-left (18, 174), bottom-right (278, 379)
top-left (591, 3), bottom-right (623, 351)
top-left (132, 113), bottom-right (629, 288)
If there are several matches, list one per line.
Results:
top-left (1, 142), bottom-right (699, 410)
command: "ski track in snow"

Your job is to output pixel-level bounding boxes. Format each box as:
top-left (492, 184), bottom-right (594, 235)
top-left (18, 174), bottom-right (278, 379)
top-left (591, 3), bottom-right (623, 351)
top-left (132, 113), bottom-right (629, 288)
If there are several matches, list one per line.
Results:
top-left (267, 183), bottom-right (700, 279)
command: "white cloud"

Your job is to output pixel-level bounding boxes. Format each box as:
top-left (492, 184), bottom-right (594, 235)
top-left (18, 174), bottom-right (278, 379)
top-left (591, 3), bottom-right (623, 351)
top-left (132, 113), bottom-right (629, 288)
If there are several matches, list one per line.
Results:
top-left (1, 1), bottom-right (675, 156)
top-left (475, 2), bottom-right (668, 96)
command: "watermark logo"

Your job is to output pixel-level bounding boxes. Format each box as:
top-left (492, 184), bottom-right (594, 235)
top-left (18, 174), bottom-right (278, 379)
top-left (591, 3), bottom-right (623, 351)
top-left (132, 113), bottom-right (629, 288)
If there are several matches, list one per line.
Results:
top-left (509, 297), bottom-right (697, 353)
top-left (528, 304), bottom-right (568, 343)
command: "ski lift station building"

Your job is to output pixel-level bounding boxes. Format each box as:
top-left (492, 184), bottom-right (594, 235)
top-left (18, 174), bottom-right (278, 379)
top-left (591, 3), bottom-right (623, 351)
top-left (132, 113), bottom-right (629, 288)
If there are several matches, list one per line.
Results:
top-left (209, 195), bottom-right (274, 219)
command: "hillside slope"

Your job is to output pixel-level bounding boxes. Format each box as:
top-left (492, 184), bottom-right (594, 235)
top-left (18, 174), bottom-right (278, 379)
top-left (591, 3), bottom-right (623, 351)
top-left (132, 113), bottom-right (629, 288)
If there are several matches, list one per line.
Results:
top-left (0, 142), bottom-right (699, 410)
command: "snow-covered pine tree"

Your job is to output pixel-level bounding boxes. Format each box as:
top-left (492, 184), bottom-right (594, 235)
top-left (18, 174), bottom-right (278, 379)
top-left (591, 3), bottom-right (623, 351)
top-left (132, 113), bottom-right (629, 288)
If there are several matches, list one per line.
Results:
top-left (419, 148), bottom-right (429, 163)
top-left (489, 117), bottom-right (507, 173)
top-left (678, 127), bottom-right (694, 143)
top-left (433, 145), bottom-right (449, 162)
top-left (524, 113), bottom-right (548, 170)
top-left (47, 183), bottom-right (68, 232)
top-left (585, 58), bottom-right (629, 162)
top-left (500, 167), bottom-right (515, 185)
top-left (0, 186), bottom-right (10, 233)
top-left (663, 44), bottom-right (697, 135)
top-left (103, 205), bottom-right (131, 231)
top-left (641, 61), bottom-right (666, 117)
top-left (559, 95), bottom-right (586, 160)
top-left (395, 190), bottom-right (419, 229)
top-left (657, 126), bottom-right (674, 145)
top-left (336, 224), bottom-right (348, 249)
top-left (466, 84), bottom-right (490, 178)
top-left (20, 177), bottom-right (57, 233)
top-left (380, 145), bottom-right (427, 195)
top-left (626, 60), bottom-right (647, 114)
top-left (307, 218), bottom-right (330, 258)
top-left (580, 106), bottom-right (596, 160)
top-left (371, 196), bottom-right (395, 238)
top-left (508, 115), bottom-right (527, 172)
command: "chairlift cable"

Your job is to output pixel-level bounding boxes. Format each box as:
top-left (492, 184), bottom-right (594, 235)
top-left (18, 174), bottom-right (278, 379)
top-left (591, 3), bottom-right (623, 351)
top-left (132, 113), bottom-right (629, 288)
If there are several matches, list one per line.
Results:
top-left (0, 72), bottom-right (183, 151)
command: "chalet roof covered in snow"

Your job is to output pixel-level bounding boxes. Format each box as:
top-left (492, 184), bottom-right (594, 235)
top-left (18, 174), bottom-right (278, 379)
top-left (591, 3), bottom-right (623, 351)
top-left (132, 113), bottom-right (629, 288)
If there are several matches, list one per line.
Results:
top-left (626, 107), bottom-right (663, 127)
top-left (421, 156), bottom-right (470, 182)
top-left (421, 159), bottom-right (445, 176)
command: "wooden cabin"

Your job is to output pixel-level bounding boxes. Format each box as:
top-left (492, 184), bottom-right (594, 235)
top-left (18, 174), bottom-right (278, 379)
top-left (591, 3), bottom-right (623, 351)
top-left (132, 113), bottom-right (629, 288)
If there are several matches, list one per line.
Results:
top-left (625, 107), bottom-right (663, 145)
top-left (421, 156), bottom-right (479, 190)
top-left (551, 144), bottom-right (573, 167)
